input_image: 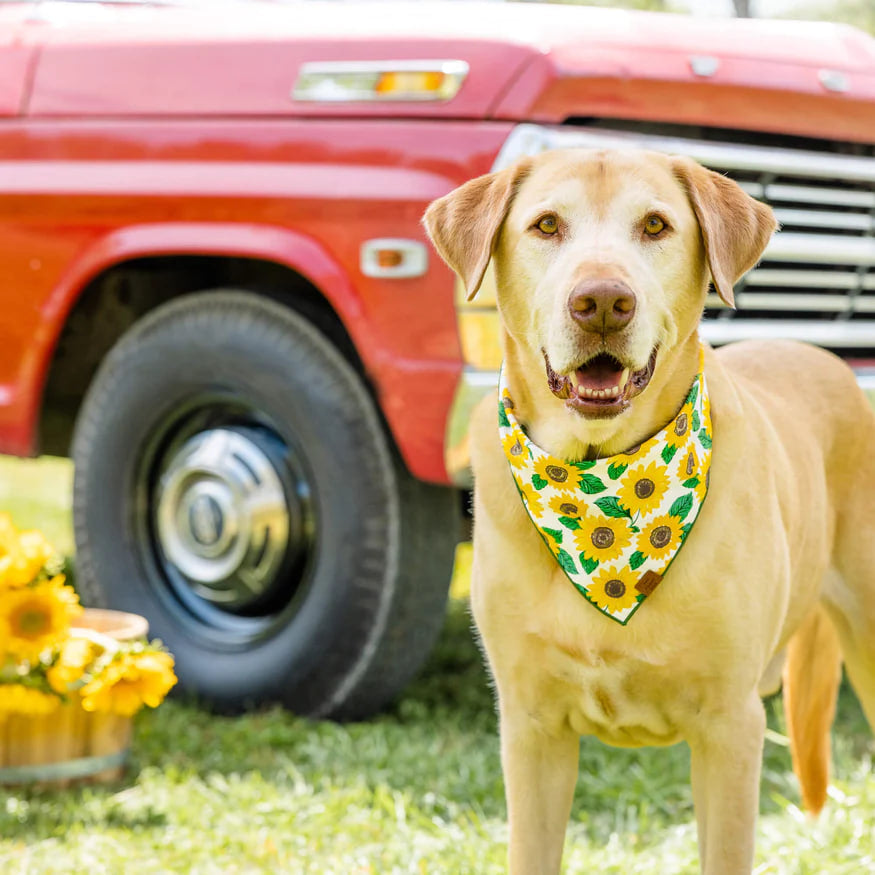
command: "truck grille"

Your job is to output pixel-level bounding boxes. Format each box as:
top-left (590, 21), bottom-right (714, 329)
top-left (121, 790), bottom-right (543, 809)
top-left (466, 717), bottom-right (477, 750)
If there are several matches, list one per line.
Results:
top-left (492, 125), bottom-right (875, 352)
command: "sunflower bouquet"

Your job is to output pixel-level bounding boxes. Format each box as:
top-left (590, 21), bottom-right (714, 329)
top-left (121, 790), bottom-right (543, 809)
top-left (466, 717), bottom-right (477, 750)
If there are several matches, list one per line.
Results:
top-left (0, 514), bottom-right (177, 721)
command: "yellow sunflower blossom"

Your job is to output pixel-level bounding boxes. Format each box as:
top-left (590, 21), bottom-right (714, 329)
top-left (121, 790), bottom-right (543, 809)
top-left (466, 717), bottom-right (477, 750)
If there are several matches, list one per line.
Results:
top-left (674, 444), bottom-right (700, 484)
top-left (0, 577), bottom-right (82, 662)
top-left (636, 514), bottom-right (684, 563)
top-left (665, 404), bottom-right (694, 450)
top-left (518, 482), bottom-right (545, 518)
top-left (80, 650), bottom-right (177, 717)
top-left (548, 492), bottom-right (585, 519)
top-left (0, 683), bottom-right (61, 717)
top-left (573, 515), bottom-right (631, 563)
top-left (533, 455), bottom-right (580, 490)
top-left (586, 565), bottom-right (640, 614)
top-left (0, 526), bottom-right (57, 589)
top-left (501, 431), bottom-right (529, 469)
top-left (617, 461), bottom-right (669, 518)
top-left (47, 636), bottom-right (98, 694)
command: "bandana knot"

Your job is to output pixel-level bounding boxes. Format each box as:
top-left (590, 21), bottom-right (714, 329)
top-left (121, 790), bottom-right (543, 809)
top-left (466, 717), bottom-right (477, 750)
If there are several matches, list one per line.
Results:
top-left (498, 347), bottom-right (712, 625)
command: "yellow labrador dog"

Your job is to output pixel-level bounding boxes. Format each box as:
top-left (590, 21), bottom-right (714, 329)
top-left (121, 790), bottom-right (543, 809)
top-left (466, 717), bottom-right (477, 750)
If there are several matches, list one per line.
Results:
top-left (424, 149), bottom-right (875, 874)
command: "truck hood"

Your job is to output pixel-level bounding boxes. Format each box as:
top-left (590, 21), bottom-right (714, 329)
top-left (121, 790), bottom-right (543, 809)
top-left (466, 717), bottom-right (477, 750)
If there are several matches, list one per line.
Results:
top-left (20, 1), bottom-right (875, 141)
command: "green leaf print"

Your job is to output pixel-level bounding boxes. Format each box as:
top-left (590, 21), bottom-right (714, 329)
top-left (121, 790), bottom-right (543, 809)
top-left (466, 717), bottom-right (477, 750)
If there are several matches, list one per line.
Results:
top-left (699, 431), bottom-right (713, 449)
top-left (579, 474), bottom-right (607, 494)
top-left (629, 550), bottom-right (646, 570)
top-left (572, 460), bottom-right (597, 470)
top-left (661, 443), bottom-right (679, 465)
top-left (542, 527), bottom-right (563, 544)
top-left (687, 381), bottom-right (699, 406)
top-left (682, 523), bottom-right (693, 538)
top-left (691, 409), bottom-right (701, 432)
top-left (532, 473), bottom-right (548, 490)
top-left (683, 477), bottom-right (700, 489)
top-left (607, 461), bottom-right (628, 480)
top-left (498, 404), bottom-right (511, 429)
top-left (579, 554), bottom-right (599, 574)
top-left (558, 516), bottom-right (581, 530)
top-left (670, 493), bottom-right (694, 521)
top-left (555, 548), bottom-right (577, 575)
top-left (594, 496), bottom-right (631, 519)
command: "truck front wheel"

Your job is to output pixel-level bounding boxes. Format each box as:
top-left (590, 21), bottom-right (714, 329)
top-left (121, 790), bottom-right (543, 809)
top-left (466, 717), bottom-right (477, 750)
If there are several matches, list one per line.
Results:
top-left (71, 290), bottom-right (457, 719)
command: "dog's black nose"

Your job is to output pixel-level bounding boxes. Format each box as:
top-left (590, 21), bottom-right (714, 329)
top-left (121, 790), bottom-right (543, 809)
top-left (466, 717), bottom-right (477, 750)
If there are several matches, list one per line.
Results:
top-left (568, 279), bottom-right (636, 334)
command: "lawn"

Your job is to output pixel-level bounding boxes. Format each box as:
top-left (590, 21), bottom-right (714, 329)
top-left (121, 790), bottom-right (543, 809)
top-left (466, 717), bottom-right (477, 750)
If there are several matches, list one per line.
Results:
top-left (0, 457), bottom-right (873, 874)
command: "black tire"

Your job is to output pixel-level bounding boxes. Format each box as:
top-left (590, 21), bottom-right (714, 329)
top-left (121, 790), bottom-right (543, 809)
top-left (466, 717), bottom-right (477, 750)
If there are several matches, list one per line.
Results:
top-left (71, 290), bottom-right (458, 719)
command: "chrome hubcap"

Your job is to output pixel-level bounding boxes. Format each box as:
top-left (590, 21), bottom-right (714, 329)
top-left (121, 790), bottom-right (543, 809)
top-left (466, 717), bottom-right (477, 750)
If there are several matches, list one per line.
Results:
top-left (155, 428), bottom-right (294, 610)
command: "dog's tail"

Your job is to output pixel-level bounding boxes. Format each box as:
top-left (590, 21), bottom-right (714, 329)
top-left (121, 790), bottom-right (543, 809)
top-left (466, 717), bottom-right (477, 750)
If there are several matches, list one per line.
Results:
top-left (781, 604), bottom-right (843, 815)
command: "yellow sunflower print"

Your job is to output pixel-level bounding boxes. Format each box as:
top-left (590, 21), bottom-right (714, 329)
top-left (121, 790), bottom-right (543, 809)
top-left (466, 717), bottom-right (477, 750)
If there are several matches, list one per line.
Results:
top-left (501, 431), bottom-right (529, 469)
top-left (675, 444), bottom-right (700, 483)
top-left (533, 456), bottom-right (580, 490)
top-left (587, 565), bottom-right (640, 614)
top-left (519, 482), bottom-right (545, 517)
top-left (573, 515), bottom-right (631, 563)
top-left (636, 514), bottom-right (684, 563)
top-left (548, 492), bottom-right (585, 519)
top-left (664, 404), bottom-right (694, 450)
top-left (617, 461), bottom-right (669, 517)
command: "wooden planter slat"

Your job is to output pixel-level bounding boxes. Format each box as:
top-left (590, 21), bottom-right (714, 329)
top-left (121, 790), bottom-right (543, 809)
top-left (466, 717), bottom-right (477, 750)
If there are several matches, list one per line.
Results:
top-left (0, 608), bottom-right (149, 786)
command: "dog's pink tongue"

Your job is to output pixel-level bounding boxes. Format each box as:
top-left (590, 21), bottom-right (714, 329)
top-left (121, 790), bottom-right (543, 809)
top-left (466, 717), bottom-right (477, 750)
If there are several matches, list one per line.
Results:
top-left (575, 354), bottom-right (625, 392)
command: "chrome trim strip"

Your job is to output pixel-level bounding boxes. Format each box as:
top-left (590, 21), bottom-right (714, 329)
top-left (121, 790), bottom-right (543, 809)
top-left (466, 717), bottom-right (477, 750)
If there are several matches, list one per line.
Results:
top-left (742, 270), bottom-right (864, 290)
top-left (713, 293), bottom-right (852, 312)
top-left (772, 208), bottom-right (872, 231)
top-left (764, 233), bottom-right (875, 266)
top-left (294, 60), bottom-right (469, 102)
top-left (765, 184), bottom-right (875, 210)
top-left (492, 124), bottom-right (875, 183)
top-left (700, 320), bottom-right (875, 346)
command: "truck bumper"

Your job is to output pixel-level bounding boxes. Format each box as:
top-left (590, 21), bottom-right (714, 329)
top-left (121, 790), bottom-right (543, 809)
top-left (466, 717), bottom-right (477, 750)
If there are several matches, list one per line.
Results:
top-left (446, 361), bottom-right (875, 488)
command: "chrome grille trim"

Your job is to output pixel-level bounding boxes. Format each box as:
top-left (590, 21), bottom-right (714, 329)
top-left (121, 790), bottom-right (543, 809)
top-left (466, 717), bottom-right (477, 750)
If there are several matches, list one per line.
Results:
top-left (493, 125), bottom-right (875, 349)
top-left (493, 125), bottom-right (875, 183)
top-left (700, 320), bottom-right (875, 346)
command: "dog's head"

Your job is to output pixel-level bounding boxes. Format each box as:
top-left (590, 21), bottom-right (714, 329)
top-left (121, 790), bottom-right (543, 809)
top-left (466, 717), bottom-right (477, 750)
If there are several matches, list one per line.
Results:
top-left (424, 149), bottom-right (775, 443)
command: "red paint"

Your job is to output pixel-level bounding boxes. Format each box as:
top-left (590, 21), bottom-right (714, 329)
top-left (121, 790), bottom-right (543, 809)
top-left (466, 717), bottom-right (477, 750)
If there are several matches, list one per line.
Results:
top-left (1, 1), bottom-right (874, 484)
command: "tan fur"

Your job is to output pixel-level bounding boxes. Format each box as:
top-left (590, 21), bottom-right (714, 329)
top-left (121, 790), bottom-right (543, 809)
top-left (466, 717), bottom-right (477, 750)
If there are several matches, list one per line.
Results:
top-left (782, 604), bottom-right (843, 815)
top-left (424, 148), bottom-right (875, 874)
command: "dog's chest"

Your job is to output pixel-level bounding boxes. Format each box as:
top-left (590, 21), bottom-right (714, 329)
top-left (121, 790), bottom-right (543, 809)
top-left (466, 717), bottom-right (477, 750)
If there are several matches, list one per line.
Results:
top-left (513, 560), bottom-right (725, 748)
top-left (533, 629), bottom-right (697, 747)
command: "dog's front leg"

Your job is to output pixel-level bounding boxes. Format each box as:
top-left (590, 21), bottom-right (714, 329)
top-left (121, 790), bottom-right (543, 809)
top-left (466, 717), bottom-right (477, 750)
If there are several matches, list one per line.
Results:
top-left (500, 705), bottom-right (579, 875)
top-left (688, 694), bottom-right (766, 875)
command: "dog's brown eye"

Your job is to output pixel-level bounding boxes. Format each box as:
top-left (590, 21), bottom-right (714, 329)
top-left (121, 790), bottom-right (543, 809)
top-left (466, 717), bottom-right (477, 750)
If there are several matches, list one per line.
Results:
top-left (536, 215), bottom-right (559, 235)
top-left (644, 215), bottom-right (666, 236)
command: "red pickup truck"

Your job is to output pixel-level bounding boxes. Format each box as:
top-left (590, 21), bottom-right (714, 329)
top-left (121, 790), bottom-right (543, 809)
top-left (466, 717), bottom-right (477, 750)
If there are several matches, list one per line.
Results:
top-left (2, 0), bottom-right (874, 717)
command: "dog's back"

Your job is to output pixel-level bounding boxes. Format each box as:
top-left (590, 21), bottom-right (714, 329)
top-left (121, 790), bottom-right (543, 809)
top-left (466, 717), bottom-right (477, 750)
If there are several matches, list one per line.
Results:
top-left (718, 339), bottom-right (875, 814)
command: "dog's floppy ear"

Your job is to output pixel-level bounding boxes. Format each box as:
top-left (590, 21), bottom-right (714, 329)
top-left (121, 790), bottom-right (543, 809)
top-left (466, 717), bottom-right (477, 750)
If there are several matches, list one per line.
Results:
top-left (423, 161), bottom-right (531, 301)
top-left (672, 157), bottom-right (777, 308)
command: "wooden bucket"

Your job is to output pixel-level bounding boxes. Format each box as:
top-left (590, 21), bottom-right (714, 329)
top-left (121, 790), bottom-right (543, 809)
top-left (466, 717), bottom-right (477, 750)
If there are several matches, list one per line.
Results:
top-left (0, 608), bottom-right (148, 787)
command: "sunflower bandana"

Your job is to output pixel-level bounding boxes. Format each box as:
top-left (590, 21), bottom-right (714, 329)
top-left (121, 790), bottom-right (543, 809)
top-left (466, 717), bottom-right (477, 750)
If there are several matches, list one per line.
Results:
top-left (498, 348), bottom-right (712, 625)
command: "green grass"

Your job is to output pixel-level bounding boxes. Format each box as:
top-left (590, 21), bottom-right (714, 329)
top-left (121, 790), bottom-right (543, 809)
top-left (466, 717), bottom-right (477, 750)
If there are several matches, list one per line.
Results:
top-left (0, 458), bottom-right (873, 873)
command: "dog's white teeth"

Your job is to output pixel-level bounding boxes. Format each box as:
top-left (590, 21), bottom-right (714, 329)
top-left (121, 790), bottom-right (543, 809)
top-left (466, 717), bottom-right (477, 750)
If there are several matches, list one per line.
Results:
top-left (609, 385), bottom-right (619, 397)
top-left (618, 368), bottom-right (630, 392)
top-left (568, 371), bottom-right (581, 389)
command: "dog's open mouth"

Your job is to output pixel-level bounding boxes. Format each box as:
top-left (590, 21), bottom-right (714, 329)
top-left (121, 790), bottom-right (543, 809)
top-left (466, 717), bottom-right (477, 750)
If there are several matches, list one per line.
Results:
top-left (545, 349), bottom-right (658, 418)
